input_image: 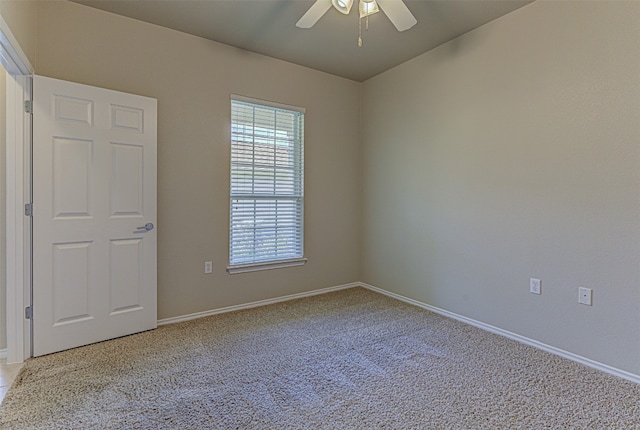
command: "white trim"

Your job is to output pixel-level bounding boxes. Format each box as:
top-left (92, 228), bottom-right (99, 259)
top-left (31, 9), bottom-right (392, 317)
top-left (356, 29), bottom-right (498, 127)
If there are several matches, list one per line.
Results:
top-left (231, 94), bottom-right (306, 113)
top-left (122, 279), bottom-right (640, 384)
top-left (227, 257), bottom-right (308, 274)
top-left (2, 14), bottom-right (33, 364)
top-left (1, 5), bottom-right (34, 366)
top-left (359, 282), bottom-right (640, 385)
top-left (158, 282), bottom-right (358, 326)
top-left (0, 348), bottom-right (6, 359)
top-left (5, 73), bottom-right (31, 364)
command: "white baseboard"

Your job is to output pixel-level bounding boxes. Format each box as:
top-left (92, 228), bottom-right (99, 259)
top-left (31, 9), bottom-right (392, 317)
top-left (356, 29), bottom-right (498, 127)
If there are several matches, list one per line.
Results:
top-left (157, 282), bottom-right (360, 326)
top-left (359, 282), bottom-right (640, 385)
top-left (155, 280), bottom-right (640, 384)
top-left (0, 349), bottom-right (7, 359)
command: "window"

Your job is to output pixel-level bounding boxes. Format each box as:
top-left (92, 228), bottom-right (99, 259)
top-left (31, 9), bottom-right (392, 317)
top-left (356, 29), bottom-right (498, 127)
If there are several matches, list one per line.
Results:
top-left (228, 96), bottom-right (306, 273)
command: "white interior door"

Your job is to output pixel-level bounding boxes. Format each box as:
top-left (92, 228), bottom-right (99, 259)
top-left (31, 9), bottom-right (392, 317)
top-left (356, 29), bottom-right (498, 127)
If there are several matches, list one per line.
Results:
top-left (32, 75), bottom-right (157, 357)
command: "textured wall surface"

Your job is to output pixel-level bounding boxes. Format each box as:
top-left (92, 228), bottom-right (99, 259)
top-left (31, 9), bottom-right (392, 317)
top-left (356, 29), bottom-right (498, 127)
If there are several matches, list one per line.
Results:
top-left (362, 1), bottom-right (640, 374)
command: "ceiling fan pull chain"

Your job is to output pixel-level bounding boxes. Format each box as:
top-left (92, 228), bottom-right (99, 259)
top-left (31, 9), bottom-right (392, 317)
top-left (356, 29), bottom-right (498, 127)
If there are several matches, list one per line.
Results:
top-left (358, 16), bottom-right (363, 47)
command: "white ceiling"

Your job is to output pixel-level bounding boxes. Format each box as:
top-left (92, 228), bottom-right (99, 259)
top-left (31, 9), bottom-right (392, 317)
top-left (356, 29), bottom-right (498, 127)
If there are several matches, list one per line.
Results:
top-left (73, 0), bottom-right (533, 82)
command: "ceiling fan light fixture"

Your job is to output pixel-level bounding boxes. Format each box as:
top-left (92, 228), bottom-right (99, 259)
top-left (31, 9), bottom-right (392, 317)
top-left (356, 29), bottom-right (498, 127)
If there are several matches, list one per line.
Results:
top-left (332, 0), bottom-right (353, 15)
top-left (359, 0), bottom-right (379, 18)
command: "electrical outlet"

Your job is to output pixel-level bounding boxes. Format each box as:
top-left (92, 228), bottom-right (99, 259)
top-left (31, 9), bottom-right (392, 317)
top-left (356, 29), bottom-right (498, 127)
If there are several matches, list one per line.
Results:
top-left (578, 287), bottom-right (592, 306)
top-left (204, 261), bottom-right (213, 274)
top-left (530, 278), bottom-right (541, 295)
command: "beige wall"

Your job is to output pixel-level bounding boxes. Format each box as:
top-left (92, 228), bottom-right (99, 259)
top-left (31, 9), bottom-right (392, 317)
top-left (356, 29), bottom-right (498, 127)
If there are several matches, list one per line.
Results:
top-left (0, 68), bottom-right (5, 350)
top-left (35, 1), bottom-right (361, 320)
top-left (0, 0), bottom-right (37, 67)
top-left (362, 0), bottom-right (640, 374)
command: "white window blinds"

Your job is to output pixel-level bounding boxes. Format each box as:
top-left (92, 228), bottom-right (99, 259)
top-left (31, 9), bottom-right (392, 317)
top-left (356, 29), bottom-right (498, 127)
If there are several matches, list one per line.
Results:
top-left (230, 97), bottom-right (305, 267)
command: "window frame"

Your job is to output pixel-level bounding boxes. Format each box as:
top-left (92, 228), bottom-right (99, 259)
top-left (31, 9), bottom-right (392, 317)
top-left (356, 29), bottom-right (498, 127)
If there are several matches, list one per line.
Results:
top-left (227, 95), bottom-right (307, 274)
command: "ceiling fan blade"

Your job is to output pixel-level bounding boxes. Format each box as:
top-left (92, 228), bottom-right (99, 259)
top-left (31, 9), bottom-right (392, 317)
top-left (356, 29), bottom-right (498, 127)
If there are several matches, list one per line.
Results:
top-left (296, 0), bottom-right (333, 28)
top-left (376, 0), bottom-right (417, 31)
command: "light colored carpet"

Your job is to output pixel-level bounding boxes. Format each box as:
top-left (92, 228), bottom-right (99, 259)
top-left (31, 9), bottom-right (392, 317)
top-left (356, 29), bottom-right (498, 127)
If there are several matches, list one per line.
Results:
top-left (1, 287), bottom-right (639, 429)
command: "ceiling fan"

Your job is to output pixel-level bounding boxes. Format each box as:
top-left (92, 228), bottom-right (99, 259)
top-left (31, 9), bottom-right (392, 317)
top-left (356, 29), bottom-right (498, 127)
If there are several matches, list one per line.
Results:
top-left (296, 0), bottom-right (417, 32)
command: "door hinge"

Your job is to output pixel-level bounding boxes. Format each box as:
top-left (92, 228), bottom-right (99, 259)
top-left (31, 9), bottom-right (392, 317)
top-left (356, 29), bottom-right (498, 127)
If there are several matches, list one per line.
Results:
top-left (25, 306), bottom-right (32, 319)
top-left (24, 100), bottom-right (33, 114)
top-left (25, 203), bottom-right (33, 217)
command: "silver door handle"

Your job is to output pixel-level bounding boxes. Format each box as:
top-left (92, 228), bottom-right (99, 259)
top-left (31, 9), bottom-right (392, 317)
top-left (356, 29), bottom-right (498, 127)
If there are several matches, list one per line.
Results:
top-left (135, 222), bottom-right (154, 232)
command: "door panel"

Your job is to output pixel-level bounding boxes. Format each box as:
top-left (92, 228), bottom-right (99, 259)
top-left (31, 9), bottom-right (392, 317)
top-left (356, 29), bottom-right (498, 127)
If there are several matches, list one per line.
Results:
top-left (109, 238), bottom-right (143, 315)
top-left (110, 142), bottom-right (144, 216)
top-left (52, 137), bottom-right (92, 218)
top-left (52, 241), bottom-right (92, 326)
top-left (33, 75), bottom-right (157, 357)
top-left (54, 95), bottom-right (93, 125)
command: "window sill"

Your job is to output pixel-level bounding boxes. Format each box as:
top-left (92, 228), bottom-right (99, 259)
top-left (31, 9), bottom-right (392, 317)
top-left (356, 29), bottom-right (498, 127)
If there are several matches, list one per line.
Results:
top-left (227, 258), bottom-right (308, 274)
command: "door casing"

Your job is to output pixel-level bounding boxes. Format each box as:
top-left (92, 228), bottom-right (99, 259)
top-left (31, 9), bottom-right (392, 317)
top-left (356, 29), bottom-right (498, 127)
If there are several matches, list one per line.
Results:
top-left (2, 13), bottom-right (34, 364)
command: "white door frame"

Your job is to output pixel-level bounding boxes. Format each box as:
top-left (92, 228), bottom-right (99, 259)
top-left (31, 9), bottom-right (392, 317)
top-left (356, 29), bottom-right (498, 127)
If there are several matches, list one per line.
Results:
top-left (2, 13), bottom-right (34, 363)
